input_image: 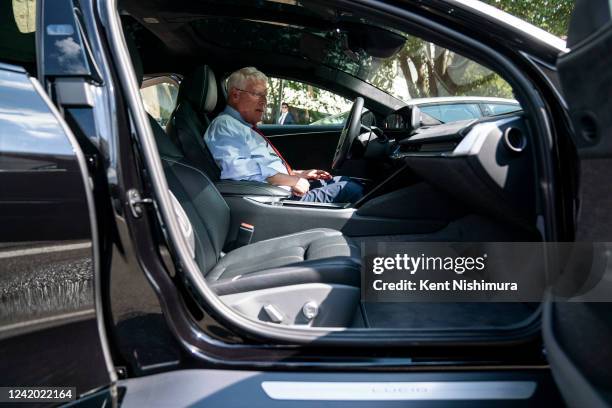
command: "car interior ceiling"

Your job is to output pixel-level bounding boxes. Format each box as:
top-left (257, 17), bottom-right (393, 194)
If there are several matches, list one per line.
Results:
top-left (120, 0), bottom-right (543, 332)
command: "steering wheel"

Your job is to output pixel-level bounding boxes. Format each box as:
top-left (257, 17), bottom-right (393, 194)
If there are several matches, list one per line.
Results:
top-left (331, 97), bottom-right (364, 170)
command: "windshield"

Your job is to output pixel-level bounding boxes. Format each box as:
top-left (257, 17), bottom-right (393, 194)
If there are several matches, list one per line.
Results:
top-left (324, 36), bottom-right (514, 103)
top-left (190, 16), bottom-right (517, 111)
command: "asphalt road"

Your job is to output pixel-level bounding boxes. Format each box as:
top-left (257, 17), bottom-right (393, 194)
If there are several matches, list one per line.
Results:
top-left (0, 241), bottom-right (94, 326)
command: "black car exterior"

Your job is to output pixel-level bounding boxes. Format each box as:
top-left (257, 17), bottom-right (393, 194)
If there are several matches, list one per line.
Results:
top-left (1, 0), bottom-right (611, 406)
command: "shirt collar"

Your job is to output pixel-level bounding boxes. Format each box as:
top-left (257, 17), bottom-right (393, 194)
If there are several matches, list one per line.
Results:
top-left (223, 105), bottom-right (251, 127)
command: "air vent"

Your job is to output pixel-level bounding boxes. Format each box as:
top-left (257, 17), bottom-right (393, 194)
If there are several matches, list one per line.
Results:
top-left (503, 127), bottom-right (526, 153)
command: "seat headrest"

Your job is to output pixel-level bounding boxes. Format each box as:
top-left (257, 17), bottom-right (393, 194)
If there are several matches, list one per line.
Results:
top-left (124, 31), bottom-right (144, 87)
top-left (178, 65), bottom-right (217, 114)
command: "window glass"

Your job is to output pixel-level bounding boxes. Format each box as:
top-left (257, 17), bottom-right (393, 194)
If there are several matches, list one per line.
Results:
top-left (483, 103), bottom-right (522, 116)
top-left (263, 77), bottom-right (351, 125)
top-left (420, 103), bottom-right (482, 123)
top-left (140, 79), bottom-right (179, 128)
top-left (13, 0), bottom-right (36, 33)
top-left (190, 16), bottom-right (521, 124)
top-left (327, 37), bottom-right (516, 103)
top-left (310, 111), bottom-right (349, 126)
top-left (0, 0), bottom-right (36, 66)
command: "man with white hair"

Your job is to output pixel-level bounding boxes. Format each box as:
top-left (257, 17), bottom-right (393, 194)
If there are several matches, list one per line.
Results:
top-left (204, 67), bottom-right (363, 203)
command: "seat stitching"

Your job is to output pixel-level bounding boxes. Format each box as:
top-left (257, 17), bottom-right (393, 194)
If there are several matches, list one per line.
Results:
top-left (227, 255), bottom-right (307, 277)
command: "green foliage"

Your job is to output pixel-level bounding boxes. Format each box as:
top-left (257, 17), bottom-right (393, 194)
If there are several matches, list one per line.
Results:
top-left (264, 77), bottom-right (351, 124)
top-left (480, 0), bottom-right (573, 37)
top-left (262, 1), bottom-right (573, 115)
top-left (342, 1), bottom-right (574, 101)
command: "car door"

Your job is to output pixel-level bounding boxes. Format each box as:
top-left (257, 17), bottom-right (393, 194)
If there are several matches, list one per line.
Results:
top-left (544, 0), bottom-right (612, 406)
top-left (0, 0), bottom-right (114, 405)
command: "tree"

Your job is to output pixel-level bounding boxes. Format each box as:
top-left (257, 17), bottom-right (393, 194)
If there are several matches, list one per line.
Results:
top-left (265, 1), bottom-right (574, 118)
top-left (481, 0), bottom-right (573, 37)
top-left (366, 0), bottom-right (573, 100)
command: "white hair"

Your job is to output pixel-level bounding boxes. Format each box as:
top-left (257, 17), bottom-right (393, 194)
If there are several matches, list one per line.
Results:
top-left (227, 67), bottom-right (268, 91)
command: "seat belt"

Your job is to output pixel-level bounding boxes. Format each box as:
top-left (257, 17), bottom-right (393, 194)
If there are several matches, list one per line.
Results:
top-left (235, 222), bottom-right (254, 248)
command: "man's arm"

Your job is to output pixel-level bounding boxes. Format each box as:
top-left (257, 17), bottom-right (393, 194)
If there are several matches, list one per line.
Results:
top-left (291, 169), bottom-right (332, 180)
top-left (267, 173), bottom-right (310, 196)
top-left (205, 118), bottom-right (278, 181)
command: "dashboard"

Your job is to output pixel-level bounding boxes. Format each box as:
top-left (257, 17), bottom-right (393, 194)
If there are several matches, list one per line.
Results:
top-left (371, 111), bottom-right (537, 228)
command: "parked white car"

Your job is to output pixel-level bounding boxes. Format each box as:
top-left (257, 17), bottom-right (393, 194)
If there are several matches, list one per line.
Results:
top-left (311, 96), bottom-right (521, 125)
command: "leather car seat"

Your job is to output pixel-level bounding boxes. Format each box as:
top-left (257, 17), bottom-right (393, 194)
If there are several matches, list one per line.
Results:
top-left (158, 137), bottom-right (361, 296)
top-left (126, 32), bottom-right (361, 298)
top-left (166, 65), bottom-right (222, 180)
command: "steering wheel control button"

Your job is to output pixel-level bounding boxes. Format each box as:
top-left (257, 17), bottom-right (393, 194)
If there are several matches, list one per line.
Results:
top-left (302, 301), bottom-right (319, 320)
top-left (263, 304), bottom-right (284, 324)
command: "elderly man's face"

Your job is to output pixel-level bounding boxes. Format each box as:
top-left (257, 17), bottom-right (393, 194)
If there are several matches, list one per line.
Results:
top-left (231, 80), bottom-right (267, 126)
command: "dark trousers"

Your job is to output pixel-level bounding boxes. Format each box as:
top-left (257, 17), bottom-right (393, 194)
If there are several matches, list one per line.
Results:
top-left (292, 176), bottom-right (364, 203)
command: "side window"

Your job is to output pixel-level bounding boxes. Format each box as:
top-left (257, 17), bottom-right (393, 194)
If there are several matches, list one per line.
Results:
top-left (140, 76), bottom-right (179, 128)
top-left (420, 103), bottom-right (482, 123)
top-left (263, 77), bottom-right (351, 125)
top-left (311, 111), bottom-right (349, 126)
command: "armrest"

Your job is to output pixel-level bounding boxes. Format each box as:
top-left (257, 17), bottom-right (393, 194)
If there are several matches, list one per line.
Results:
top-left (215, 180), bottom-right (291, 197)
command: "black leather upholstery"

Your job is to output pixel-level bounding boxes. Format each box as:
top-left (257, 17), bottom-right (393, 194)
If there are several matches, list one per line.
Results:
top-left (208, 229), bottom-right (361, 295)
top-left (130, 50), bottom-right (361, 295)
top-left (163, 157), bottom-right (231, 273)
top-left (160, 152), bottom-right (361, 295)
top-left (179, 65), bottom-right (218, 114)
top-left (166, 65), bottom-right (221, 180)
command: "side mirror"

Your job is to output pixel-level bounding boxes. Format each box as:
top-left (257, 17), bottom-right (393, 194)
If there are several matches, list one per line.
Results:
top-left (410, 105), bottom-right (423, 132)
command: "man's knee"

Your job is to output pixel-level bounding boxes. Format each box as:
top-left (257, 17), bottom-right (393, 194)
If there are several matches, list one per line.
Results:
top-left (338, 179), bottom-right (363, 202)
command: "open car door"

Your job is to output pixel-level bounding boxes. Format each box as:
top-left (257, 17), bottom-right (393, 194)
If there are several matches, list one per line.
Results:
top-left (546, 0), bottom-right (612, 407)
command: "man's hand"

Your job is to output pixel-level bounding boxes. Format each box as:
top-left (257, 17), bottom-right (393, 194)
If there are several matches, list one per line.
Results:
top-left (291, 177), bottom-right (310, 197)
top-left (294, 169), bottom-right (332, 180)
top-left (266, 173), bottom-right (310, 197)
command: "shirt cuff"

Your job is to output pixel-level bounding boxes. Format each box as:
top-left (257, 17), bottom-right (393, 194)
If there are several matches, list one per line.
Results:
top-left (257, 164), bottom-right (280, 181)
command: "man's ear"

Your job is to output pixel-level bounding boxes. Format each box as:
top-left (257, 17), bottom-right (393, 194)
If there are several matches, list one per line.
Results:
top-left (228, 87), bottom-right (238, 103)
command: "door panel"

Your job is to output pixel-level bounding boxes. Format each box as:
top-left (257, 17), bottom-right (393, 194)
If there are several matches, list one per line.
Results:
top-left (549, 1), bottom-right (612, 406)
top-left (259, 124), bottom-right (343, 171)
top-left (0, 65), bottom-right (110, 398)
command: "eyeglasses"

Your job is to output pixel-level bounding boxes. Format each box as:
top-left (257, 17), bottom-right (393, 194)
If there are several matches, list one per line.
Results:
top-left (234, 88), bottom-right (268, 100)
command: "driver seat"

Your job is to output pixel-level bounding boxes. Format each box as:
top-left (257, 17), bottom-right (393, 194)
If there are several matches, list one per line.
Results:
top-left (167, 65), bottom-right (290, 197)
top-left (166, 65), bottom-right (221, 180)
top-left (126, 36), bottom-right (361, 318)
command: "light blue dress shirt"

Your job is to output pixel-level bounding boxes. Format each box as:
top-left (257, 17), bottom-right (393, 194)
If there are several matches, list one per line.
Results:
top-left (204, 106), bottom-right (289, 185)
